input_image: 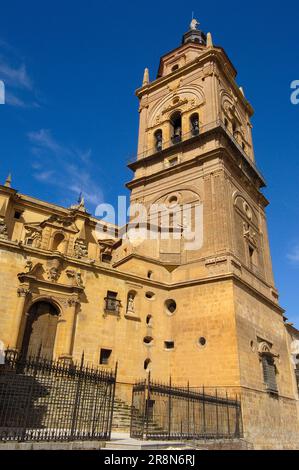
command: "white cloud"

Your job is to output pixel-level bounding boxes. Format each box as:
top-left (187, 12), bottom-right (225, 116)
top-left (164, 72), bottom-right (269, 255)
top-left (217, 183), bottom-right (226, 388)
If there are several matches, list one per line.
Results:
top-left (0, 62), bottom-right (32, 90)
top-left (28, 129), bottom-right (103, 208)
top-left (287, 245), bottom-right (299, 263)
top-left (0, 39), bottom-right (38, 107)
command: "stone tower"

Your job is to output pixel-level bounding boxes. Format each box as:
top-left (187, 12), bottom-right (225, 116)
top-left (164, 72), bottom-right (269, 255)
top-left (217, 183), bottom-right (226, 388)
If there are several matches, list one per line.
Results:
top-left (123, 21), bottom-right (299, 447)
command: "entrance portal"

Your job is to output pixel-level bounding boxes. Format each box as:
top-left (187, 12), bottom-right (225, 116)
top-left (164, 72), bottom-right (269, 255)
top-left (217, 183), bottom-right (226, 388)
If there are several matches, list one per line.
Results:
top-left (21, 301), bottom-right (59, 359)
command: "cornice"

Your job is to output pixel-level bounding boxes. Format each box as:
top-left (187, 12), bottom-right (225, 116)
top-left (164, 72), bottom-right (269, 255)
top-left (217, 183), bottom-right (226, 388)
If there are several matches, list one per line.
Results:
top-left (0, 239), bottom-right (283, 314)
top-left (136, 47), bottom-right (251, 115)
top-left (127, 126), bottom-right (266, 191)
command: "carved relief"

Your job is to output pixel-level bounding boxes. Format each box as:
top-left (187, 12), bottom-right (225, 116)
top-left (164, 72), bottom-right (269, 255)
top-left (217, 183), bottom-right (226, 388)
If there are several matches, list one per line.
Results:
top-left (46, 258), bottom-right (62, 283)
top-left (0, 218), bottom-right (8, 240)
top-left (168, 79), bottom-right (181, 92)
top-left (24, 225), bottom-right (42, 248)
top-left (66, 269), bottom-right (84, 287)
top-left (243, 222), bottom-right (257, 247)
top-left (162, 97), bottom-right (188, 115)
top-left (74, 239), bottom-right (88, 259)
top-left (17, 286), bottom-right (31, 297)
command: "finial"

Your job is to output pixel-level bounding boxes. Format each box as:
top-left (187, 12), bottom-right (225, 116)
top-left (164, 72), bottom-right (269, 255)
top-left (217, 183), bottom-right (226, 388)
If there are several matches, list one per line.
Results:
top-left (239, 86), bottom-right (245, 96)
top-left (142, 67), bottom-right (149, 86)
top-left (4, 173), bottom-right (11, 188)
top-left (206, 32), bottom-right (213, 47)
top-left (190, 17), bottom-right (200, 31)
top-left (78, 192), bottom-right (85, 210)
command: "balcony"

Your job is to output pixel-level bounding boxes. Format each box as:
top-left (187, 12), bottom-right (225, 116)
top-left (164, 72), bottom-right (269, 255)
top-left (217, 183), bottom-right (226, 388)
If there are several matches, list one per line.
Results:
top-left (104, 297), bottom-right (121, 314)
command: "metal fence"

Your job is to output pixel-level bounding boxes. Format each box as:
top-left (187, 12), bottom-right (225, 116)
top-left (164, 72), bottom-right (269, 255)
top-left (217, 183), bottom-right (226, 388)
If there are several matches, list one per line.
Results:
top-left (131, 375), bottom-right (243, 440)
top-left (0, 350), bottom-right (117, 442)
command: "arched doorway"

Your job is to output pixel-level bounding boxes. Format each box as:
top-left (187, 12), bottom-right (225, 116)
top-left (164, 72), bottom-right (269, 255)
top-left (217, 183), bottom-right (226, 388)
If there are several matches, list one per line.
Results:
top-left (21, 301), bottom-right (59, 359)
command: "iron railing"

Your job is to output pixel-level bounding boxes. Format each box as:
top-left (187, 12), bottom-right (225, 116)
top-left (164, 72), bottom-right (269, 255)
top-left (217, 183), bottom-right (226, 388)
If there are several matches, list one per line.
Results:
top-left (130, 375), bottom-right (243, 440)
top-left (0, 350), bottom-right (117, 442)
top-left (104, 297), bottom-right (121, 314)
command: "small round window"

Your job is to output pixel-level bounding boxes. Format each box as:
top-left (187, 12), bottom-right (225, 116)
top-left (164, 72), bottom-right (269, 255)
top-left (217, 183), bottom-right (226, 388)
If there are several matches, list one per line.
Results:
top-left (165, 299), bottom-right (177, 314)
top-left (198, 337), bottom-right (206, 346)
top-left (145, 291), bottom-right (155, 300)
top-left (143, 336), bottom-right (153, 345)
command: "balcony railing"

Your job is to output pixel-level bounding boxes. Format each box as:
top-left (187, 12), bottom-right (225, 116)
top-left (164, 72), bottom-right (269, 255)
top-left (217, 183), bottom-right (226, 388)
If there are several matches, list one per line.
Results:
top-left (128, 119), bottom-right (265, 184)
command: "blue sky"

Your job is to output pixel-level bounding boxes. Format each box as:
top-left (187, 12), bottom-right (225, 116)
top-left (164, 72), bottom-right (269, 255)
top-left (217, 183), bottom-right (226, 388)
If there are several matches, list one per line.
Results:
top-left (0, 1), bottom-right (298, 323)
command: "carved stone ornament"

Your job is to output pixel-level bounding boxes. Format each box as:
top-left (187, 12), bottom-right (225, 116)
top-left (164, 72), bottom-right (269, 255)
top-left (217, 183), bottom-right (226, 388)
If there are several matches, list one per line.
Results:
top-left (162, 97), bottom-right (188, 115)
top-left (243, 222), bottom-right (257, 247)
top-left (74, 238), bottom-right (88, 259)
top-left (17, 286), bottom-right (31, 297)
top-left (66, 269), bottom-right (84, 287)
top-left (98, 239), bottom-right (115, 257)
top-left (46, 258), bottom-right (62, 283)
top-left (0, 217), bottom-right (8, 240)
top-left (24, 225), bottom-right (42, 248)
top-left (68, 297), bottom-right (80, 307)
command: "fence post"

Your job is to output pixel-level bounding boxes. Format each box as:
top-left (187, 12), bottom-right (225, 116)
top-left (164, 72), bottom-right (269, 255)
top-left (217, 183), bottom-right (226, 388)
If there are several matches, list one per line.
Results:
top-left (202, 385), bottom-right (206, 436)
top-left (234, 393), bottom-right (240, 438)
top-left (187, 381), bottom-right (190, 439)
top-left (226, 390), bottom-right (231, 438)
top-left (21, 344), bottom-right (42, 442)
top-left (216, 388), bottom-right (219, 438)
top-left (144, 371), bottom-right (151, 439)
top-left (71, 352), bottom-right (84, 440)
top-left (168, 376), bottom-right (172, 439)
top-left (108, 361), bottom-right (118, 439)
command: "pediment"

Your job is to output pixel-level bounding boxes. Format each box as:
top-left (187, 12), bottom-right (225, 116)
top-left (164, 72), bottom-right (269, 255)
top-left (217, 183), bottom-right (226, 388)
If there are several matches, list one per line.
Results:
top-left (40, 214), bottom-right (79, 233)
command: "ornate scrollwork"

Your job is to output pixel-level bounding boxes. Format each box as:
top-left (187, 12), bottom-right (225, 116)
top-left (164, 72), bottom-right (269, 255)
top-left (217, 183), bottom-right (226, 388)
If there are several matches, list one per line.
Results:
top-left (0, 217), bottom-right (8, 240)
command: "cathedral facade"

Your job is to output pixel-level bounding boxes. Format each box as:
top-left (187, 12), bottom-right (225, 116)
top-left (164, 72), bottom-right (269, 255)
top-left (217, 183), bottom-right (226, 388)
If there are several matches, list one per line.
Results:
top-left (0, 24), bottom-right (298, 449)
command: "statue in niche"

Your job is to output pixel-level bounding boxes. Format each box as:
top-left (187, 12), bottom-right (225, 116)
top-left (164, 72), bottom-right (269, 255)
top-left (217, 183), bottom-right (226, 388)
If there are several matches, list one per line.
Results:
top-left (127, 293), bottom-right (135, 313)
top-left (191, 116), bottom-right (199, 135)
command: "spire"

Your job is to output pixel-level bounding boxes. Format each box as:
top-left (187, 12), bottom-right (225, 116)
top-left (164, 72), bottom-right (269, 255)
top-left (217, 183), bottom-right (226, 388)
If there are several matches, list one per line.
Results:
top-left (206, 32), bottom-right (213, 48)
top-left (4, 173), bottom-right (11, 188)
top-left (142, 67), bottom-right (149, 86)
top-left (69, 192), bottom-right (86, 212)
top-left (239, 86), bottom-right (245, 96)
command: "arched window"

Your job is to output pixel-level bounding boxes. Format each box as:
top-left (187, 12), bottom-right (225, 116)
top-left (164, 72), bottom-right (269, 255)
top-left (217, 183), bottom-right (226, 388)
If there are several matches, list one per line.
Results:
top-left (52, 233), bottom-right (65, 253)
top-left (170, 112), bottom-right (182, 144)
top-left (154, 129), bottom-right (163, 151)
top-left (190, 113), bottom-right (199, 136)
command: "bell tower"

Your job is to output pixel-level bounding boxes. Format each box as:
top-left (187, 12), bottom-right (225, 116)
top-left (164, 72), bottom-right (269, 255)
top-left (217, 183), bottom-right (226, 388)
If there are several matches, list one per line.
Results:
top-left (127, 19), bottom-right (275, 293)
top-left (123, 23), bottom-right (299, 448)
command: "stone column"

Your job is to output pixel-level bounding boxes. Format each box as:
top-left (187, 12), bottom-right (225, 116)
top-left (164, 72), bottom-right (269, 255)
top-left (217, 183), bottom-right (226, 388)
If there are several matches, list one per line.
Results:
top-left (9, 286), bottom-right (31, 352)
top-left (59, 297), bottom-right (79, 363)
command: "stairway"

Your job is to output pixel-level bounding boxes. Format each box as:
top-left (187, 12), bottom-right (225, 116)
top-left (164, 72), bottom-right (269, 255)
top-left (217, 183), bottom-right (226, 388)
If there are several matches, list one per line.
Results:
top-left (111, 397), bottom-right (164, 435)
top-left (111, 397), bottom-right (132, 432)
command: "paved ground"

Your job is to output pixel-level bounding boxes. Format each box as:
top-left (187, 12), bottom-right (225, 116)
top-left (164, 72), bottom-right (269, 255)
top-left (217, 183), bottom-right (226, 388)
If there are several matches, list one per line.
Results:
top-left (105, 432), bottom-right (195, 450)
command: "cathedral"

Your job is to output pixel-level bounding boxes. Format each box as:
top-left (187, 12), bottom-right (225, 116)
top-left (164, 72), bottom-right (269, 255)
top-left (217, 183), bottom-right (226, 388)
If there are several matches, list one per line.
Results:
top-left (0, 22), bottom-right (299, 449)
